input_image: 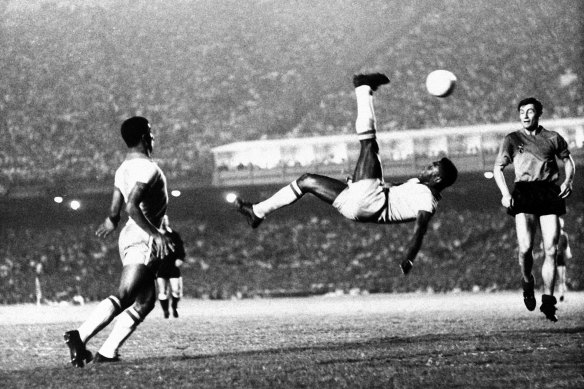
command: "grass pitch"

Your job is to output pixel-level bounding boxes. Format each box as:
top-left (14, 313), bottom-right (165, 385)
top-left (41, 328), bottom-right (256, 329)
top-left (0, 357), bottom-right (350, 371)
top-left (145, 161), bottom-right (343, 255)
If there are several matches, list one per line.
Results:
top-left (1, 292), bottom-right (583, 388)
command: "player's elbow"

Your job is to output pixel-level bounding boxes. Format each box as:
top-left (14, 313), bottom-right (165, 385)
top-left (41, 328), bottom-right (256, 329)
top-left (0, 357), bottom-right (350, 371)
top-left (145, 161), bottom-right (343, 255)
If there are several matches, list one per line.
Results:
top-left (125, 202), bottom-right (140, 218)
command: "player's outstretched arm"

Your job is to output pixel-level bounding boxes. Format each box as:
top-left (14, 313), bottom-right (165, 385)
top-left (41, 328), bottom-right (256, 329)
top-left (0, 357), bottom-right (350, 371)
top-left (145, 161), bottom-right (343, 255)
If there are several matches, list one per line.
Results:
top-left (96, 188), bottom-right (124, 238)
top-left (400, 211), bottom-right (432, 275)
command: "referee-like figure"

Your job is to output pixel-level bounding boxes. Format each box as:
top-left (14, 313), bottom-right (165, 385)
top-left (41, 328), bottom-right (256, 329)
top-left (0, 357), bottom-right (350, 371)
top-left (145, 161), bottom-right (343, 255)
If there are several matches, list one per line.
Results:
top-left (156, 216), bottom-right (186, 318)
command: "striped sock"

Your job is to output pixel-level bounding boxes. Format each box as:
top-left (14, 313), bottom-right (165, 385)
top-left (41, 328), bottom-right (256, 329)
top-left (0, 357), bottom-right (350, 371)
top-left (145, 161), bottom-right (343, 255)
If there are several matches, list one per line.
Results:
top-left (78, 295), bottom-right (122, 344)
top-left (98, 307), bottom-right (143, 358)
top-left (252, 180), bottom-right (303, 218)
top-left (355, 85), bottom-right (376, 140)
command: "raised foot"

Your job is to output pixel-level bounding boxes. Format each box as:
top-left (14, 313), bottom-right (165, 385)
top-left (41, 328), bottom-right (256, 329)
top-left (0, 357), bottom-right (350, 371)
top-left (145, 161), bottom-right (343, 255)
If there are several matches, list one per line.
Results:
top-left (353, 73), bottom-right (390, 91)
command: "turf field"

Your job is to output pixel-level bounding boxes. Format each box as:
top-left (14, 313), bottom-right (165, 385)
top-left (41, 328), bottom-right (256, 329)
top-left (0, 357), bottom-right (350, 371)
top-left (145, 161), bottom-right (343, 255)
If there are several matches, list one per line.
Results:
top-left (1, 292), bottom-right (583, 388)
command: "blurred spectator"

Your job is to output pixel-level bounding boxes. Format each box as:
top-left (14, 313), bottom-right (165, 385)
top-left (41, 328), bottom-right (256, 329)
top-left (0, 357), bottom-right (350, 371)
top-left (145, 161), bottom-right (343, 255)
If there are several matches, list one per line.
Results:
top-left (1, 197), bottom-right (582, 304)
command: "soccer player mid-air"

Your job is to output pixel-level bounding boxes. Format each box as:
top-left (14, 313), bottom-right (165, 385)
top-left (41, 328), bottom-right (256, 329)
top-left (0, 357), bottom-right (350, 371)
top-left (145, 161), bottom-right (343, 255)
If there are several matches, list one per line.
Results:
top-left (64, 116), bottom-right (175, 366)
top-left (234, 73), bottom-right (458, 275)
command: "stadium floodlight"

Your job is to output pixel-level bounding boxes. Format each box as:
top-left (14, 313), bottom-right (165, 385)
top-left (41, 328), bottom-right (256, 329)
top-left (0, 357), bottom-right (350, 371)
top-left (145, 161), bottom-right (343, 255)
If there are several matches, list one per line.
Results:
top-left (54, 196), bottom-right (64, 204)
top-left (484, 172), bottom-right (494, 179)
top-left (70, 200), bottom-right (81, 210)
top-left (171, 190), bottom-right (181, 197)
top-left (225, 192), bottom-right (237, 203)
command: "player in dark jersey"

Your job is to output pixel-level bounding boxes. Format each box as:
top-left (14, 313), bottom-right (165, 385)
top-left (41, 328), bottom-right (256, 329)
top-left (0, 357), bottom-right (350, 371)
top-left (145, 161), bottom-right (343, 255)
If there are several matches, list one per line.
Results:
top-left (156, 216), bottom-right (186, 318)
top-left (494, 97), bottom-right (575, 322)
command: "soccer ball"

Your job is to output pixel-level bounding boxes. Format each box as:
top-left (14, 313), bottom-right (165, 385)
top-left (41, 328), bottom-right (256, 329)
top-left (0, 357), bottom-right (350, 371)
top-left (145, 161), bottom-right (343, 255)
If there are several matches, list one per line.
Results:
top-left (425, 70), bottom-right (457, 97)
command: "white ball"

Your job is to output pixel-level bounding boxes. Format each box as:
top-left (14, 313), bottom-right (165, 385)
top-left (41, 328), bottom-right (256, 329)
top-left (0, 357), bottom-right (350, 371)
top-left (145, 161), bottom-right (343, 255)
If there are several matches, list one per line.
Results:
top-left (426, 70), bottom-right (457, 97)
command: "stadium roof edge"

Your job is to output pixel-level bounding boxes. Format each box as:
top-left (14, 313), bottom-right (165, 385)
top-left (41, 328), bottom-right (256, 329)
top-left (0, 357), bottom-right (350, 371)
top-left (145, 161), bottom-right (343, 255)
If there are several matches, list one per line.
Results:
top-left (211, 117), bottom-right (584, 153)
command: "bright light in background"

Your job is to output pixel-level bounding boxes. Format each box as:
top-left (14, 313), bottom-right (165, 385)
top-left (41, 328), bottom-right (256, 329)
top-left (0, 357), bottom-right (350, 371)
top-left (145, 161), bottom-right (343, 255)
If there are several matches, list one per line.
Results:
top-left (54, 196), bottom-right (63, 204)
top-left (484, 172), bottom-right (494, 179)
top-left (70, 200), bottom-right (81, 210)
top-left (225, 192), bottom-right (237, 203)
top-left (171, 190), bottom-right (181, 197)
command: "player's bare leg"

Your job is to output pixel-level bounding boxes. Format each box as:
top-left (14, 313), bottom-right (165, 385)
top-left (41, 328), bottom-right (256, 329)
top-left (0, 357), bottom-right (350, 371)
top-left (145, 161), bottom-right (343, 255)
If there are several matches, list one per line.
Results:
top-left (557, 265), bottom-right (567, 302)
top-left (234, 73), bottom-right (388, 227)
top-left (170, 277), bottom-right (183, 318)
top-left (235, 173), bottom-right (347, 228)
top-left (351, 73), bottom-right (387, 182)
top-left (515, 213), bottom-right (538, 312)
top-left (95, 264), bottom-right (157, 362)
top-left (65, 294), bottom-right (123, 367)
top-left (539, 214), bottom-right (559, 321)
top-left (157, 277), bottom-right (171, 318)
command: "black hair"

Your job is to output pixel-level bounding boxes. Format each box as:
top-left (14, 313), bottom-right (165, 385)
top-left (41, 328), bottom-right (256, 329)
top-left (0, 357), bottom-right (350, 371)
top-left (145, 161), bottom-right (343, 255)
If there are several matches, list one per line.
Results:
top-left (517, 97), bottom-right (543, 116)
top-left (438, 157), bottom-right (458, 188)
top-left (120, 116), bottom-right (150, 147)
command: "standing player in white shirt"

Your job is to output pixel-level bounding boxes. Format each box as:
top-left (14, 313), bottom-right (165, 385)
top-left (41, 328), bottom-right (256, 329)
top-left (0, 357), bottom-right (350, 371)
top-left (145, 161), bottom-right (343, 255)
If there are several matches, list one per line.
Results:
top-left (234, 73), bottom-right (458, 275)
top-left (64, 116), bottom-right (175, 367)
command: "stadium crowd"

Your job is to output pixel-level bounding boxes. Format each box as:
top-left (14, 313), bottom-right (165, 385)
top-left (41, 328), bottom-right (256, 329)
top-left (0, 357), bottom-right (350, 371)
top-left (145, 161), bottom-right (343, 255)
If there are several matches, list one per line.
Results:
top-left (1, 0), bottom-right (582, 187)
top-left (1, 1), bottom-right (583, 304)
top-left (1, 200), bottom-right (582, 304)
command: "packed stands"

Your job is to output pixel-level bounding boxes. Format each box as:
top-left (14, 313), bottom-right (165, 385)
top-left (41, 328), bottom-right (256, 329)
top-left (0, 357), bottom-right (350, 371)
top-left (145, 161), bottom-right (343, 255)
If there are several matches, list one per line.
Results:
top-left (1, 0), bottom-right (583, 188)
top-left (1, 1), bottom-right (583, 304)
top-left (1, 188), bottom-right (583, 304)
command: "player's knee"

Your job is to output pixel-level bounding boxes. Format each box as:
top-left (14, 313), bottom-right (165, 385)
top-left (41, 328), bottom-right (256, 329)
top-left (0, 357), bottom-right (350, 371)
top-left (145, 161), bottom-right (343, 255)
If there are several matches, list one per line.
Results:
top-left (114, 292), bottom-right (134, 309)
top-left (516, 243), bottom-right (534, 258)
top-left (158, 291), bottom-right (169, 300)
top-left (543, 246), bottom-right (557, 260)
top-left (297, 173), bottom-right (322, 191)
top-left (134, 299), bottom-right (156, 317)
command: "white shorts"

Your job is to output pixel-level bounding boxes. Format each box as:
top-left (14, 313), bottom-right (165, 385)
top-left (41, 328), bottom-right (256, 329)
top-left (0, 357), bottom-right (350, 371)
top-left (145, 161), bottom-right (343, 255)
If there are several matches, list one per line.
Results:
top-left (332, 179), bottom-right (386, 222)
top-left (118, 222), bottom-right (156, 267)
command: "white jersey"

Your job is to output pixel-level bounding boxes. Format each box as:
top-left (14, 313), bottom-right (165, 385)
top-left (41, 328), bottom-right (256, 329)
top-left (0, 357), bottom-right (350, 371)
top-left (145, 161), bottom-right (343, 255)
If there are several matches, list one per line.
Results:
top-left (381, 178), bottom-right (438, 223)
top-left (332, 178), bottom-right (438, 224)
top-left (114, 157), bottom-right (168, 229)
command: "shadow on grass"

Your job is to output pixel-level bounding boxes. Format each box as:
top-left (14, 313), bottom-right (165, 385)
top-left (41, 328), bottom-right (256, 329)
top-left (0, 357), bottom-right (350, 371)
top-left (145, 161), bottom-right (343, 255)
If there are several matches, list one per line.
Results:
top-left (3, 326), bottom-right (583, 389)
top-left (147, 325), bottom-right (584, 363)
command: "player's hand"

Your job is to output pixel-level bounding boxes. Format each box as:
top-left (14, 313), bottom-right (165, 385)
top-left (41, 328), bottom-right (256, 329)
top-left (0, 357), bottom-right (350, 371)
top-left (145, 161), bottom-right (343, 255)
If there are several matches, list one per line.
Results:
top-left (501, 195), bottom-right (513, 208)
top-left (152, 231), bottom-right (175, 259)
top-left (559, 182), bottom-right (573, 199)
top-left (400, 259), bottom-right (413, 275)
top-left (175, 259), bottom-right (184, 268)
top-left (96, 217), bottom-right (117, 238)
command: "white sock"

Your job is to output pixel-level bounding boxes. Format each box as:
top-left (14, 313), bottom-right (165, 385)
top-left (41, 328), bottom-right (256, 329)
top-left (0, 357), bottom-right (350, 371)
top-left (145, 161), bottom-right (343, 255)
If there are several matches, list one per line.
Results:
top-left (78, 296), bottom-right (121, 344)
top-left (354, 85), bottom-right (376, 140)
top-left (252, 180), bottom-right (303, 218)
top-left (98, 307), bottom-right (142, 358)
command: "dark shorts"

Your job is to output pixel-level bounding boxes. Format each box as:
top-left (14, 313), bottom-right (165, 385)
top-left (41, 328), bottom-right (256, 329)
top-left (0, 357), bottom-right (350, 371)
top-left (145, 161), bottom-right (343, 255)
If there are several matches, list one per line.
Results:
top-left (556, 255), bottom-right (567, 267)
top-left (157, 261), bottom-right (181, 279)
top-left (508, 181), bottom-right (566, 217)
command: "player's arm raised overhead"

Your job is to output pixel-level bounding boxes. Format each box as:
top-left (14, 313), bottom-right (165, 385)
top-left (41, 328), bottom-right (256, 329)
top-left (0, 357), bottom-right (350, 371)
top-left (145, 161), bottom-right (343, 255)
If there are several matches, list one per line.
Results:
top-left (400, 210), bottom-right (433, 275)
top-left (96, 187), bottom-right (124, 238)
top-left (125, 182), bottom-right (174, 259)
